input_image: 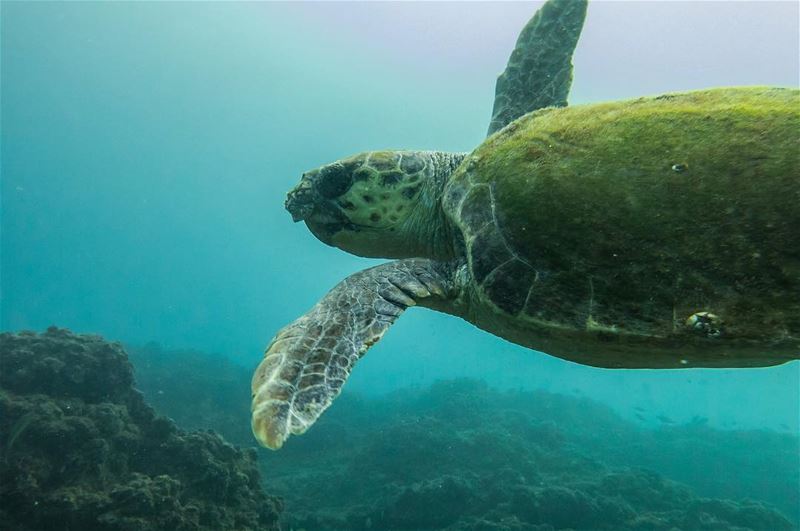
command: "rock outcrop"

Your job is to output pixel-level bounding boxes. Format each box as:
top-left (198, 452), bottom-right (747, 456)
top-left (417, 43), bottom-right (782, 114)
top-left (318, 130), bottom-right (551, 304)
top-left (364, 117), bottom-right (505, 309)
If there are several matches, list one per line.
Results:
top-left (0, 327), bottom-right (282, 531)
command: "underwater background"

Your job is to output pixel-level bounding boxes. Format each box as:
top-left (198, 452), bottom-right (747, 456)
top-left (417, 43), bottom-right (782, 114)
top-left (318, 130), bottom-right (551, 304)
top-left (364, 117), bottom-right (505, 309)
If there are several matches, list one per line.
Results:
top-left (2, 1), bottom-right (799, 530)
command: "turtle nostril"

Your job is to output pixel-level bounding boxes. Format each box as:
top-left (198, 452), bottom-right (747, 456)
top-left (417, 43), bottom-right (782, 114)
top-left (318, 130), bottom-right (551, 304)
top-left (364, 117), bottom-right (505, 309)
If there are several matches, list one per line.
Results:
top-left (285, 184), bottom-right (316, 222)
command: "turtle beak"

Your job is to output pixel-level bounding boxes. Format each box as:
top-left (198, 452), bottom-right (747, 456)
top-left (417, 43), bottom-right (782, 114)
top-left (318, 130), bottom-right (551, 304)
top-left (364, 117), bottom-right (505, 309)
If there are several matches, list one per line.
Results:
top-left (285, 178), bottom-right (316, 222)
top-left (285, 170), bottom-right (355, 247)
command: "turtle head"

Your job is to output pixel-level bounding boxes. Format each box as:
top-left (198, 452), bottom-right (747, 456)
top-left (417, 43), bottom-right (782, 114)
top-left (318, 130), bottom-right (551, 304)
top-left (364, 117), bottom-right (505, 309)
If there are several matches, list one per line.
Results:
top-left (286, 151), bottom-right (465, 259)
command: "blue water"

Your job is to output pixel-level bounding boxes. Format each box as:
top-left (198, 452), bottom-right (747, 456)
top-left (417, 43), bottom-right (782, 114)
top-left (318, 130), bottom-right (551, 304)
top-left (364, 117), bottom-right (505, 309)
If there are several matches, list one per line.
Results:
top-left (2, 2), bottom-right (799, 528)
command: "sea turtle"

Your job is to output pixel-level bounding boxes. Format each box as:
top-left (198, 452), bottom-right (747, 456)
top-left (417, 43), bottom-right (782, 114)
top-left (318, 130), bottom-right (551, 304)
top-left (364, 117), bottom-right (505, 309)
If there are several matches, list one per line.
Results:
top-left (252, 0), bottom-right (800, 449)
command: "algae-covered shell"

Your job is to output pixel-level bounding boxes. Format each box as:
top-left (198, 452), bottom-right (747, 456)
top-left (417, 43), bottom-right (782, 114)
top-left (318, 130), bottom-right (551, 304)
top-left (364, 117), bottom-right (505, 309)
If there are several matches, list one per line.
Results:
top-left (445, 87), bottom-right (799, 368)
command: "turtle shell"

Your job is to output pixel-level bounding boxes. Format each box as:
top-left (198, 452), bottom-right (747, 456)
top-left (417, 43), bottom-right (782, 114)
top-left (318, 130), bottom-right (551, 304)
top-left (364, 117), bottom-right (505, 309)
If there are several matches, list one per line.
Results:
top-left (443, 87), bottom-right (799, 367)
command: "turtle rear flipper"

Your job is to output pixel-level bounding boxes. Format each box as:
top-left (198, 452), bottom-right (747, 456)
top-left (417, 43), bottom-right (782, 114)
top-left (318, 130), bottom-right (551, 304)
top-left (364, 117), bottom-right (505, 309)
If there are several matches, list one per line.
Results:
top-left (487, 0), bottom-right (588, 136)
top-left (251, 259), bottom-right (456, 449)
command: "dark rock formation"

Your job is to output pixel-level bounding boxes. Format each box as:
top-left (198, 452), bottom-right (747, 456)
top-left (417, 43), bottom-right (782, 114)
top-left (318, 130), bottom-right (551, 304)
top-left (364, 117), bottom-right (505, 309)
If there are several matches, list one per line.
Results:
top-left (263, 381), bottom-right (795, 530)
top-left (127, 345), bottom-right (799, 530)
top-left (0, 327), bottom-right (282, 531)
top-left (127, 342), bottom-right (253, 448)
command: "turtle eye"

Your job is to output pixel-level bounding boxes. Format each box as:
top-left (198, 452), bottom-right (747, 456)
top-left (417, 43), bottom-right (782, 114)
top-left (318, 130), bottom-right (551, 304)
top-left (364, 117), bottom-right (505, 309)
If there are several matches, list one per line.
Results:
top-left (317, 163), bottom-right (352, 199)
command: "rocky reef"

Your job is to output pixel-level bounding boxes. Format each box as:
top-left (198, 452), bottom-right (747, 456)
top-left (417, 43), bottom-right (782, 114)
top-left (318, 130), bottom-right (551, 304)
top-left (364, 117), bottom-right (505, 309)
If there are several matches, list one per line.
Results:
top-left (0, 328), bottom-right (282, 531)
top-left (128, 342), bottom-right (252, 450)
top-left (128, 345), bottom-right (798, 531)
top-left (263, 381), bottom-right (795, 530)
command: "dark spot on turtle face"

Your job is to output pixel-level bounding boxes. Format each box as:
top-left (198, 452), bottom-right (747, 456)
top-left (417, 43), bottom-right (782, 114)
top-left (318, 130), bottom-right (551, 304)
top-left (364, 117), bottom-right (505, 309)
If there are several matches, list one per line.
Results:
top-left (370, 212), bottom-right (381, 223)
top-left (362, 194), bottom-right (374, 203)
top-left (396, 205), bottom-right (404, 212)
top-left (339, 200), bottom-right (356, 210)
top-left (353, 167), bottom-right (373, 182)
top-left (317, 162), bottom-right (353, 199)
top-left (389, 214), bottom-right (398, 222)
top-left (381, 194), bottom-right (389, 200)
top-left (305, 200), bottom-right (357, 246)
top-left (402, 185), bottom-right (420, 200)
top-left (381, 170), bottom-right (405, 186)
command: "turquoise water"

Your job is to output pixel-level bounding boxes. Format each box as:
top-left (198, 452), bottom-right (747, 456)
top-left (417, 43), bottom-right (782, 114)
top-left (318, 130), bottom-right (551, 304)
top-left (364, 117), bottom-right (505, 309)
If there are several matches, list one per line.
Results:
top-left (2, 2), bottom-right (799, 529)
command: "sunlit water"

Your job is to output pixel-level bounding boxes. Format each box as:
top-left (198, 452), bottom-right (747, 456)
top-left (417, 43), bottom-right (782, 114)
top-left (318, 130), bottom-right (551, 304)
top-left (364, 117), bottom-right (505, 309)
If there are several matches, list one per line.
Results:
top-left (3, 1), bottom-right (799, 529)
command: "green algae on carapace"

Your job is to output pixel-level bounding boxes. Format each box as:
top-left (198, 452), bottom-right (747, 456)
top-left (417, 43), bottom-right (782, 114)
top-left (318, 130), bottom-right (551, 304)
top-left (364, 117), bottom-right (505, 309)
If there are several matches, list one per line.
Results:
top-left (446, 87), bottom-right (799, 368)
top-left (252, 0), bottom-right (798, 450)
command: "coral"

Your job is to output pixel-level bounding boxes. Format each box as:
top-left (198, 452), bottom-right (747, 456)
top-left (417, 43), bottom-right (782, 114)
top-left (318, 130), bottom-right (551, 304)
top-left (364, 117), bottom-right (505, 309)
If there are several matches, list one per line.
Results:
top-left (0, 327), bottom-right (282, 531)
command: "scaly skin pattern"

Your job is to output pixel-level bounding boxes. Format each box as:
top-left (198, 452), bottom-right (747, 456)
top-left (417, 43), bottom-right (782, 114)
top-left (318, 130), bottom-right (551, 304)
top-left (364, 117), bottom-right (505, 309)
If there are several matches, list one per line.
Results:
top-left (445, 87), bottom-right (800, 369)
top-left (290, 150), bottom-right (466, 259)
top-left (251, 259), bottom-right (459, 449)
top-left (487, 0), bottom-right (588, 135)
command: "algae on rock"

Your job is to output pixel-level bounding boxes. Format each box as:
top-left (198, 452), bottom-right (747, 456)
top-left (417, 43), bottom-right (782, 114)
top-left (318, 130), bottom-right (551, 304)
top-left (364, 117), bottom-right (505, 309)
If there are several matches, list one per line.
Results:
top-left (0, 327), bottom-right (282, 531)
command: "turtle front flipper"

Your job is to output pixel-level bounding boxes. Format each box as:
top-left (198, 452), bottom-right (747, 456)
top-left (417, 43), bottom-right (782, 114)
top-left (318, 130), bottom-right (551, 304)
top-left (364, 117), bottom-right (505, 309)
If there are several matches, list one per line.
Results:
top-left (487, 0), bottom-right (588, 136)
top-left (251, 258), bottom-right (457, 449)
